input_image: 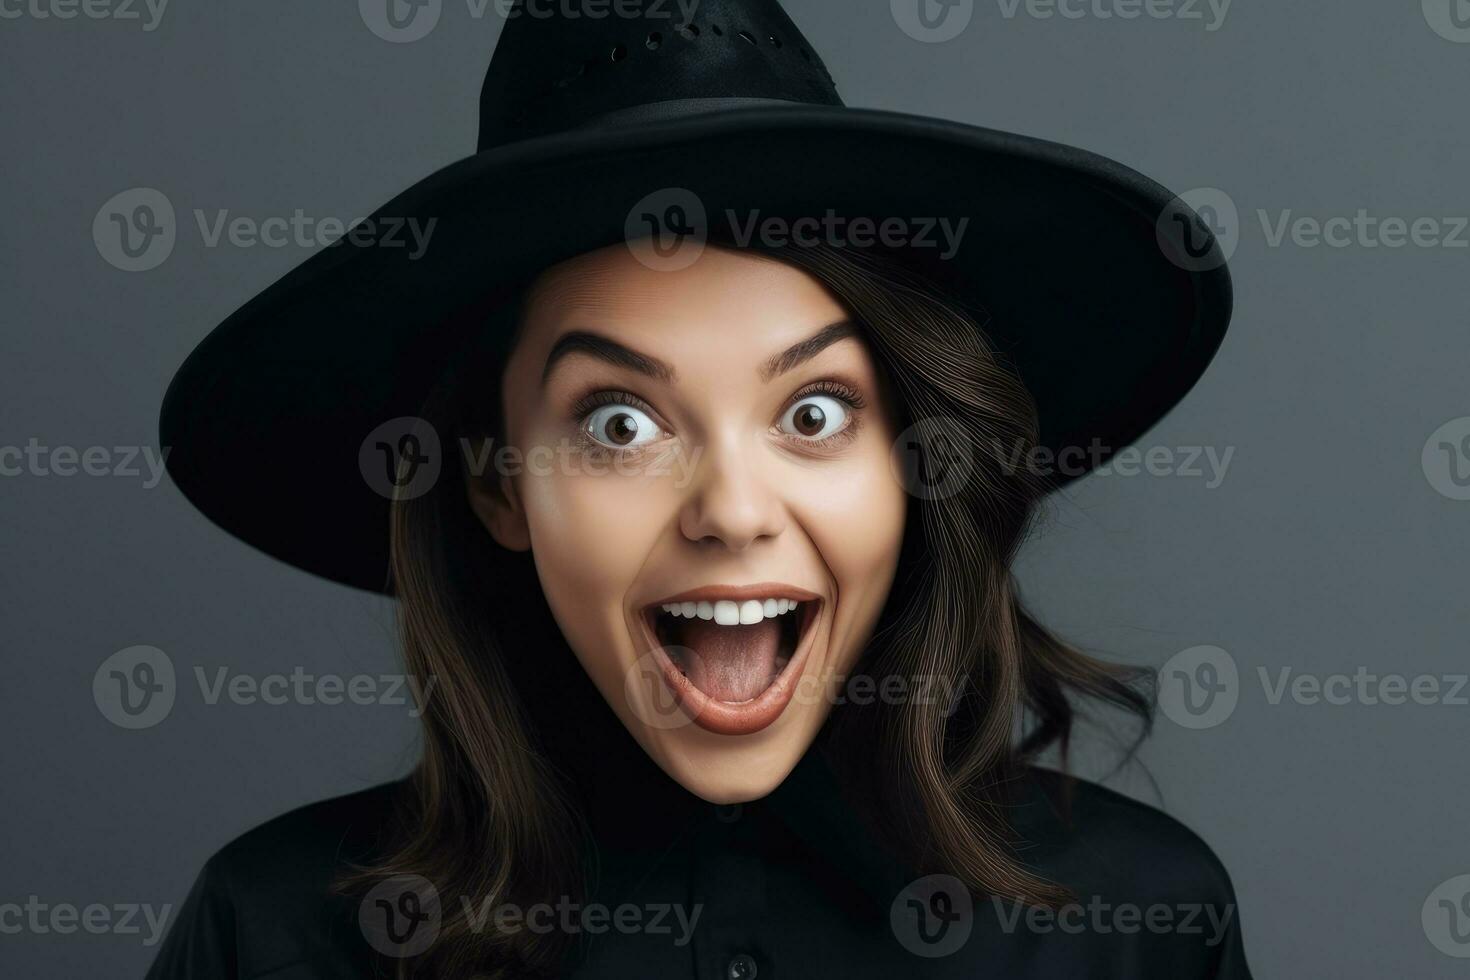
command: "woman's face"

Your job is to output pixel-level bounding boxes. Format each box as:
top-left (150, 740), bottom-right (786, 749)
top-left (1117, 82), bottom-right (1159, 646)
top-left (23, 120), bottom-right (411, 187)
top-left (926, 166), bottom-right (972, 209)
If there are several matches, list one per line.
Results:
top-left (470, 243), bottom-right (908, 803)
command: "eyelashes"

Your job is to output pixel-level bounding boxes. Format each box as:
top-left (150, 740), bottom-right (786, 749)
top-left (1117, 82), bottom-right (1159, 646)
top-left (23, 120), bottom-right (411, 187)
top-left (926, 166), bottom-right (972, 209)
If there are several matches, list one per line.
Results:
top-left (792, 379), bottom-right (867, 411)
top-left (569, 388), bottom-right (661, 421)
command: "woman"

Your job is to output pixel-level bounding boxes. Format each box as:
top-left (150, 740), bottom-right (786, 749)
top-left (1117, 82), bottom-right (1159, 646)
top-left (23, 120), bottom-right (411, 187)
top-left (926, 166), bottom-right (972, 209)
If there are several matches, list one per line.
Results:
top-left (148, 1), bottom-right (1247, 977)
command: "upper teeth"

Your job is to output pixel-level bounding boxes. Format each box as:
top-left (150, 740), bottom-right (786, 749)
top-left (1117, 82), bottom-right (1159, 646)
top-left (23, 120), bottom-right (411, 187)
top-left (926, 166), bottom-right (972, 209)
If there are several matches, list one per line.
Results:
top-left (660, 598), bottom-right (800, 625)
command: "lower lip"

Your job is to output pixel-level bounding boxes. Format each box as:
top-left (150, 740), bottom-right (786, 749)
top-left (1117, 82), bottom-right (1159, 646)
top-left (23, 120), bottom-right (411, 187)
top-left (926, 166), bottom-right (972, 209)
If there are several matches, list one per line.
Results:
top-left (643, 602), bottom-right (821, 736)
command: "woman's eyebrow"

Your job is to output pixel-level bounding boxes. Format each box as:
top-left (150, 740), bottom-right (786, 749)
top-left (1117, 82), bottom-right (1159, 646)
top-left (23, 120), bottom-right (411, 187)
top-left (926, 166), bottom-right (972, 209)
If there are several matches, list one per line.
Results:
top-left (541, 321), bottom-right (857, 386)
top-left (541, 330), bottom-right (675, 385)
top-left (759, 321), bottom-right (857, 381)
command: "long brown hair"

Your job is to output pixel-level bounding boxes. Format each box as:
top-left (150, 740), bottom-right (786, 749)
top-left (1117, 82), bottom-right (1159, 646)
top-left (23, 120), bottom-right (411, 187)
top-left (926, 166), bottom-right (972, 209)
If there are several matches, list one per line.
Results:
top-left (342, 238), bottom-right (1153, 977)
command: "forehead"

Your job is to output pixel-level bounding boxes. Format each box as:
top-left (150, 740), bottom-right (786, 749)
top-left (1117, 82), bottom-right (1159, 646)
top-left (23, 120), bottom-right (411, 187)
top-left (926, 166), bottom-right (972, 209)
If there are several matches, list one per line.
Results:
top-left (513, 243), bottom-right (850, 367)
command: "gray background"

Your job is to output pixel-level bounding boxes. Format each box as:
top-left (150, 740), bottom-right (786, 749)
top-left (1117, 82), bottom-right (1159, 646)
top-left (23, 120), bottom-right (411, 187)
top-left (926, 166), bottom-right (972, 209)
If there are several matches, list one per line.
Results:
top-left (3, 0), bottom-right (1468, 976)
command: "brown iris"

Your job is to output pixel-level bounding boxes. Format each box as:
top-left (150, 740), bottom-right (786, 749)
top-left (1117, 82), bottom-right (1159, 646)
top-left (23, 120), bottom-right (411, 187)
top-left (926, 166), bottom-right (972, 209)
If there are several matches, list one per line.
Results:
top-left (791, 402), bottom-right (826, 437)
top-left (603, 412), bottom-right (639, 445)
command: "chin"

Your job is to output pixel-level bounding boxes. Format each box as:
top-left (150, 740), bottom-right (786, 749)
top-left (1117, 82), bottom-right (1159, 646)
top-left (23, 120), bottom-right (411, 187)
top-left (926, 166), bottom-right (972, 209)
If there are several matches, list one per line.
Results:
top-left (653, 736), bottom-right (811, 805)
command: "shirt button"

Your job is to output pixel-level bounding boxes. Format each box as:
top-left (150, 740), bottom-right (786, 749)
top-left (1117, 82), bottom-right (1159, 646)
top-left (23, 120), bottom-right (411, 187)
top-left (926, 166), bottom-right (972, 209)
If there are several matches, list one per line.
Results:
top-left (726, 953), bottom-right (759, 980)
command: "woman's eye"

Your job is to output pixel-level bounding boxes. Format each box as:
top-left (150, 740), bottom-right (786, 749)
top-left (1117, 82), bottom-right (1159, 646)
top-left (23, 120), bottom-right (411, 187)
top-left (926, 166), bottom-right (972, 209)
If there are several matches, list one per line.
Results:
top-left (779, 395), bottom-right (850, 442)
top-left (584, 403), bottom-right (662, 448)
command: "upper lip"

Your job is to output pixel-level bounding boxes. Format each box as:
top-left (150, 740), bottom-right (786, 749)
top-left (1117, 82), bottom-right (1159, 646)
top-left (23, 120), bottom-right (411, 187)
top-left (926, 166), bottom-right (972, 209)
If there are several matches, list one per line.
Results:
top-left (644, 582), bottom-right (822, 608)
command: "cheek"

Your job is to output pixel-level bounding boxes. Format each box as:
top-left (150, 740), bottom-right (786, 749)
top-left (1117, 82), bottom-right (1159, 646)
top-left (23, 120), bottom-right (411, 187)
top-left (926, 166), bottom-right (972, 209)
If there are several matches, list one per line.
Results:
top-left (787, 446), bottom-right (908, 664)
top-left (514, 455), bottom-right (675, 656)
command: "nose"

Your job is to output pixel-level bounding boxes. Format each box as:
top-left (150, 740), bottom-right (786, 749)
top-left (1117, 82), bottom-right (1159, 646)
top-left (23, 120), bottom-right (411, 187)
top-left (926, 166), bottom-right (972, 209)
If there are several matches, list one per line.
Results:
top-left (677, 438), bottom-right (786, 551)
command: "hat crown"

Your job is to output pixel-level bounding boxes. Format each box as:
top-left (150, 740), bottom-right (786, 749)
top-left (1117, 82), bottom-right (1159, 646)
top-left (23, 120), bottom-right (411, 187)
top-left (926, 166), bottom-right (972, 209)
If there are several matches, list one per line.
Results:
top-left (477, 0), bottom-right (841, 150)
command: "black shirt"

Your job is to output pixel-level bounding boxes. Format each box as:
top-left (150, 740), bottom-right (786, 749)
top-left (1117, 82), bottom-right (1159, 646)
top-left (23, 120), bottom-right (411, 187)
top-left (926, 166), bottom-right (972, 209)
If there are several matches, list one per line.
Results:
top-left (145, 745), bottom-right (1250, 979)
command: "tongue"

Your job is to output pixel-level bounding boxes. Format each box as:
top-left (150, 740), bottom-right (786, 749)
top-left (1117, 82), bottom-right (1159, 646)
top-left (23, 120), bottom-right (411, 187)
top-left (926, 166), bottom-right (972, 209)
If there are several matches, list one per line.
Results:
top-left (673, 617), bottom-right (782, 703)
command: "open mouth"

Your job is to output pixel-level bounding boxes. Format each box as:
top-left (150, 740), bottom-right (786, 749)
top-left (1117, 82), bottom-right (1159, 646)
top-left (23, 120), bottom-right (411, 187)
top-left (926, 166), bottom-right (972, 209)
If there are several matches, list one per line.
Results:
top-left (639, 585), bottom-right (821, 735)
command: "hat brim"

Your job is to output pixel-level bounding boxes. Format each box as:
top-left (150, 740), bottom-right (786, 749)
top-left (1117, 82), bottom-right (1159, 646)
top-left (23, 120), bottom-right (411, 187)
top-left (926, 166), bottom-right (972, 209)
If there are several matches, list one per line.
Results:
top-left (160, 104), bottom-right (1231, 593)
